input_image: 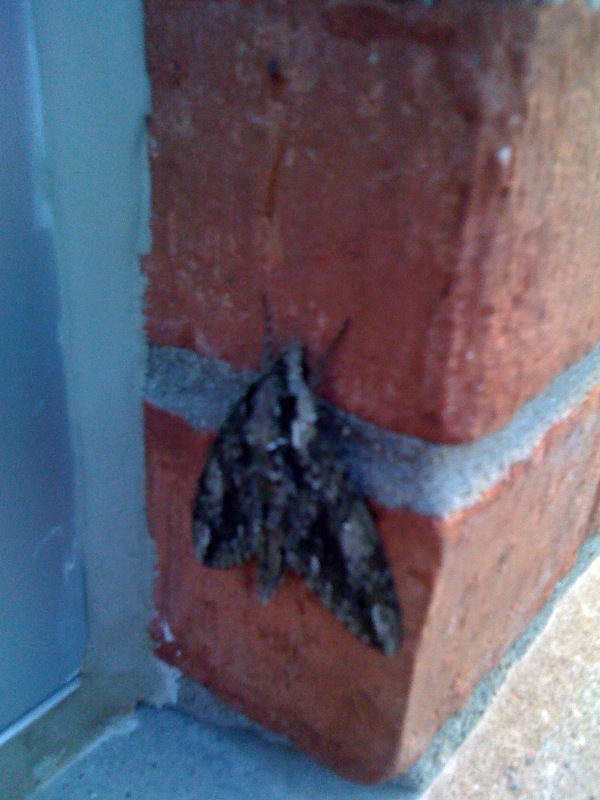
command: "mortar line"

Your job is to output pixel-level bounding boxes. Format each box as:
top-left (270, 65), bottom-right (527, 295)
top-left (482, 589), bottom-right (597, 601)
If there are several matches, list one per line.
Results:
top-left (145, 340), bottom-right (600, 517)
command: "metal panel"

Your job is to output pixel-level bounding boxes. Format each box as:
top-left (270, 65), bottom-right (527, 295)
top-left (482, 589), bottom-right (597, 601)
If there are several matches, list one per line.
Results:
top-left (0, 1), bottom-right (86, 735)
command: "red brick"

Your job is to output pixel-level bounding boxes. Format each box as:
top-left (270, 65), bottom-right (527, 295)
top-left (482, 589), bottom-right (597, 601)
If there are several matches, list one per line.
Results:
top-left (144, 0), bottom-right (600, 443)
top-left (146, 384), bottom-right (600, 783)
top-left (143, 0), bottom-right (600, 783)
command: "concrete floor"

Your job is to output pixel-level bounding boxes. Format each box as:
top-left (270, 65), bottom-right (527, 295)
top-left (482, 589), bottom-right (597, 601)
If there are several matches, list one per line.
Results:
top-left (422, 548), bottom-right (600, 800)
top-left (29, 705), bottom-right (417, 800)
top-left (31, 545), bottom-right (599, 800)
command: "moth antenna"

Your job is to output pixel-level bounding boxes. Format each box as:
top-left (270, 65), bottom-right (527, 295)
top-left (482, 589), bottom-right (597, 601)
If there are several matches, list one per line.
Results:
top-left (311, 318), bottom-right (351, 389)
top-left (261, 293), bottom-right (276, 364)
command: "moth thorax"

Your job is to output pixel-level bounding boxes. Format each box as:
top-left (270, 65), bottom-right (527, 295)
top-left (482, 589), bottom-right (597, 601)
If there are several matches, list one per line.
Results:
top-left (244, 375), bottom-right (281, 449)
top-left (283, 344), bottom-right (317, 451)
top-left (290, 404), bottom-right (317, 451)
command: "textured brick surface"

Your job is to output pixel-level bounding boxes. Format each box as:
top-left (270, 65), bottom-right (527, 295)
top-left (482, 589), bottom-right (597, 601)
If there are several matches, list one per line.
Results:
top-left (147, 384), bottom-right (600, 782)
top-left (143, 0), bottom-right (600, 784)
top-left (144, 0), bottom-right (600, 443)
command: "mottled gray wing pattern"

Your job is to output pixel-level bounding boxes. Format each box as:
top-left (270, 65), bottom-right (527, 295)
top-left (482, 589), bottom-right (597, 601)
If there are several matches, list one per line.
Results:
top-left (192, 342), bottom-right (402, 655)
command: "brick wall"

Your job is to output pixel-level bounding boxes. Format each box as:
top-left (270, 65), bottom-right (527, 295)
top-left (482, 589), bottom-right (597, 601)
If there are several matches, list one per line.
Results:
top-left (143, 0), bottom-right (600, 784)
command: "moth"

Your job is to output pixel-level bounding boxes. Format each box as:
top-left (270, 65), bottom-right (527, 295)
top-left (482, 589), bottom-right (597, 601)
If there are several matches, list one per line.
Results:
top-left (192, 316), bottom-right (402, 655)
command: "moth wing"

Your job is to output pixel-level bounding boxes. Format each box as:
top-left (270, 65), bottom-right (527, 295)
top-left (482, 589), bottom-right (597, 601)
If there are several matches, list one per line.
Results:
top-left (193, 392), bottom-right (260, 568)
top-left (284, 438), bottom-right (402, 656)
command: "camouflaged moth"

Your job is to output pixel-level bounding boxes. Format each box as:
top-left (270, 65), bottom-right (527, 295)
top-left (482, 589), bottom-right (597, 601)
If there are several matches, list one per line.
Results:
top-left (192, 318), bottom-right (402, 655)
